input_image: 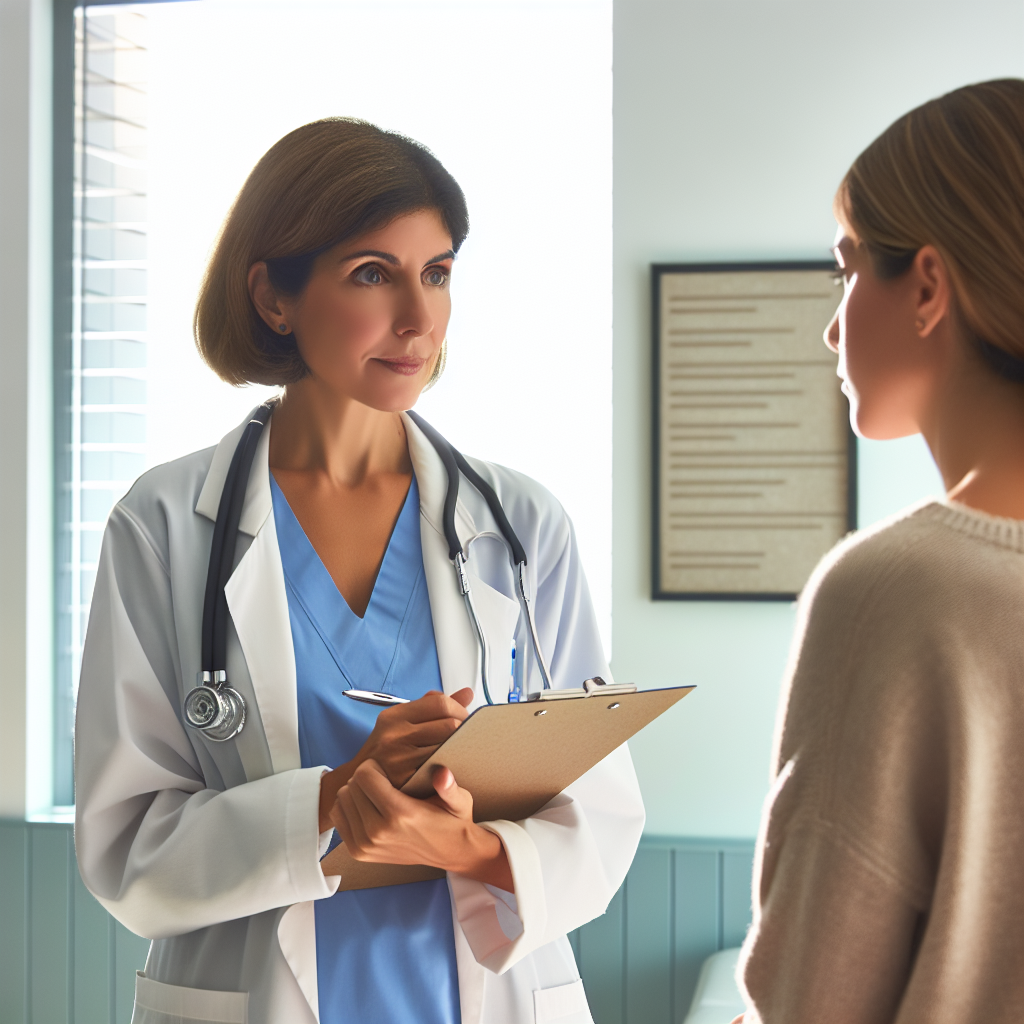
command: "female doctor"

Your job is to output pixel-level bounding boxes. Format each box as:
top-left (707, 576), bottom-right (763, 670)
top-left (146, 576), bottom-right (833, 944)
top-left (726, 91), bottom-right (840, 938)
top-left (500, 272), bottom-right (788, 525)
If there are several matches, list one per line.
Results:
top-left (74, 117), bottom-right (644, 1024)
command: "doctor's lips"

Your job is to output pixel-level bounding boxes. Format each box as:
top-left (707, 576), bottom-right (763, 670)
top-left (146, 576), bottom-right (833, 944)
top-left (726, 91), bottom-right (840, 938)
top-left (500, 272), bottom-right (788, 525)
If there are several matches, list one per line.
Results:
top-left (373, 355), bottom-right (427, 376)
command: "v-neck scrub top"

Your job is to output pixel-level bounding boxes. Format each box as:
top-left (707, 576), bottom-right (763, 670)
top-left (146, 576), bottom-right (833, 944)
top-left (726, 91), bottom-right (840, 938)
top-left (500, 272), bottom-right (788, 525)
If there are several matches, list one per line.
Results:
top-left (271, 474), bottom-right (461, 1024)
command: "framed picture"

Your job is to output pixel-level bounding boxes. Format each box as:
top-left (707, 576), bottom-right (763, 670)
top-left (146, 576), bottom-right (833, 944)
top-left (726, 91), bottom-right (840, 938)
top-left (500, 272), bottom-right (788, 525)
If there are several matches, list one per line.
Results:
top-left (652, 261), bottom-right (856, 601)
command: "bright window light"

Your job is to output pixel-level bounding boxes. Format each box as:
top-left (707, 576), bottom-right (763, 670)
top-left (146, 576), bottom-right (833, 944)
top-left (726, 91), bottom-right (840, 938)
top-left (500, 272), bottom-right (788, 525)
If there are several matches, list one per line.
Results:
top-left (61, 0), bottom-right (611, 798)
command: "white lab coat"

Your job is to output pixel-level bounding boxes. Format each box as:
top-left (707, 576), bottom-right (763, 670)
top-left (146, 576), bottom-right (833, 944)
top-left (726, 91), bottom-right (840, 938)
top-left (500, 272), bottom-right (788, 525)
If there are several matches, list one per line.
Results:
top-left (75, 410), bottom-right (644, 1024)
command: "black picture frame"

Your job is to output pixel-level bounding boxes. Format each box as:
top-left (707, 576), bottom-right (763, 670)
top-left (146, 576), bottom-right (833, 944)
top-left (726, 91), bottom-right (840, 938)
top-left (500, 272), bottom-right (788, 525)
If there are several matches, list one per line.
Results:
top-left (651, 260), bottom-right (857, 602)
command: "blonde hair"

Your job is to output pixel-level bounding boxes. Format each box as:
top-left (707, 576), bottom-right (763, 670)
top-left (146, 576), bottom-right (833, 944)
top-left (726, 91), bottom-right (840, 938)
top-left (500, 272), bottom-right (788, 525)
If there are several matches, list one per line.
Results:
top-left (195, 118), bottom-right (468, 386)
top-left (837, 79), bottom-right (1024, 380)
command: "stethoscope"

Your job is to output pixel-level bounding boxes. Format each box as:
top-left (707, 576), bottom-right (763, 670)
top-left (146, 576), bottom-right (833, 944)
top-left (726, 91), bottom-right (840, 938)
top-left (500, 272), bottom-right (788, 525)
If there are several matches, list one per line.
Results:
top-left (183, 402), bottom-right (555, 742)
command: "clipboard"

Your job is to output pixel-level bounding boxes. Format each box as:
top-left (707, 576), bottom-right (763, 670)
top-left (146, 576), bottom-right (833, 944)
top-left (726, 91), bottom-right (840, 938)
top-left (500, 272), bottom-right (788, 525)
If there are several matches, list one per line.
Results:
top-left (321, 684), bottom-right (694, 889)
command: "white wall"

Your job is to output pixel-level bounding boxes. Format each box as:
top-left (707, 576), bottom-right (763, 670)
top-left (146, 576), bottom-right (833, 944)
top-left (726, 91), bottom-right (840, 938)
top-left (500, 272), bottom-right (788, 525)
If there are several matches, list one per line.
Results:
top-left (612, 0), bottom-right (1024, 838)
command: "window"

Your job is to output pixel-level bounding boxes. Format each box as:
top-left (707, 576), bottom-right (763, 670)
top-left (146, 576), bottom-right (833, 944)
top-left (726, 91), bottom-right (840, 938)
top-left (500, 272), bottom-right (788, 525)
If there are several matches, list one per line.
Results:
top-left (56, 0), bottom-right (612, 803)
top-left (55, 5), bottom-right (152, 804)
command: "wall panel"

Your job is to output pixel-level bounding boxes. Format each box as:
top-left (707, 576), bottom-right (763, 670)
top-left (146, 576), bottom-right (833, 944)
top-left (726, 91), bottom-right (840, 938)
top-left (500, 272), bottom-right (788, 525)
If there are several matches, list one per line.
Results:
top-left (29, 826), bottom-right (73, 1023)
top-left (624, 845), bottom-right (673, 1023)
top-left (573, 836), bottom-right (755, 1023)
top-left (73, 867), bottom-right (112, 1023)
top-left (673, 848), bottom-right (722, 1016)
top-left (0, 824), bottom-right (29, 1021)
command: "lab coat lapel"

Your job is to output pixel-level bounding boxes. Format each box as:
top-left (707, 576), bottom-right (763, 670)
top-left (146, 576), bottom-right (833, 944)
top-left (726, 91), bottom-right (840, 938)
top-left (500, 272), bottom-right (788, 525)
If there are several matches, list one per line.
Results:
top-left (195, 411), bottom-right (276, 536)
top-left (198, 413), bottom-right (315, 1019)
top-left (403, 413), bottom-right (520, 705)
top-left (225, 511), bottom-right (301, 775)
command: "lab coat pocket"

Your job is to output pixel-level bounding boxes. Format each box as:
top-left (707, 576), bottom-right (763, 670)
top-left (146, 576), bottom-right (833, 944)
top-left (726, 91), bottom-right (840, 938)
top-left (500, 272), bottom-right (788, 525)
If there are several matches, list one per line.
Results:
top-left (463, 568), bottom-right (521, 699)
top-left (132, 972), bottom-right (248, 1024)
top-left (533, 978), bottom-right (592, 1024)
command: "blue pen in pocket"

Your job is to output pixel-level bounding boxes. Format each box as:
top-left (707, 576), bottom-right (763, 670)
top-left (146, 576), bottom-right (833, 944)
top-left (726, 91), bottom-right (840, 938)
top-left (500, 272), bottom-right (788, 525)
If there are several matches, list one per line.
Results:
top-left (507, 639), bottom-right (521, 703)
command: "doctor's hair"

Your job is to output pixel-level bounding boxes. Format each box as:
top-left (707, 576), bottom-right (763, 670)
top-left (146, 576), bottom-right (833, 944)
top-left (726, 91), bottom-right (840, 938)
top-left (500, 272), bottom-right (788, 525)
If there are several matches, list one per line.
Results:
top-left (836, 78), bottom-right (1024, 383)
top-left (194, 118), bottom-right (469, 386)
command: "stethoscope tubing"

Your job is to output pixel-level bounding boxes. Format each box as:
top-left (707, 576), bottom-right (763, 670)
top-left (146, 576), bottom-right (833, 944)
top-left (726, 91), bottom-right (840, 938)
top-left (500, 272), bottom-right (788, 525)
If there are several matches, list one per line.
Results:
top-left (406, 410), bottom-right (554, 702)
top-left (202, 404), bottom-right (274, 674)
top-left (187, 403), bottom-right (553, 739)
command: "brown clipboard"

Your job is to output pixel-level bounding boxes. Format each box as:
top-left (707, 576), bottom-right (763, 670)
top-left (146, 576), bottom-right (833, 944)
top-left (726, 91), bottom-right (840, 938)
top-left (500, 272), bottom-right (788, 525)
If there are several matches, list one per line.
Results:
top-left (320, 684), bottom-right (694, 890)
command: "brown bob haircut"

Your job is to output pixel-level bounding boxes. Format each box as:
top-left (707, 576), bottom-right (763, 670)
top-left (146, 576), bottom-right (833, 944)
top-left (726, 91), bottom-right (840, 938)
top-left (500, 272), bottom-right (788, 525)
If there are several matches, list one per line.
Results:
top-left (195, 118), bottom-right (469, 386)
top-left (837, 78), bottom-right (1024, 382)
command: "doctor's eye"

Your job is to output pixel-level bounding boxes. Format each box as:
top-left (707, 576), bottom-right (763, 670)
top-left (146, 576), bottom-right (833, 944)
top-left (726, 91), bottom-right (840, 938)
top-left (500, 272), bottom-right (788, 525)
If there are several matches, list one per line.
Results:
top-left (423, 267), bottom-right (450, 287)
top-left (353, 264), bottom-right (386, 286)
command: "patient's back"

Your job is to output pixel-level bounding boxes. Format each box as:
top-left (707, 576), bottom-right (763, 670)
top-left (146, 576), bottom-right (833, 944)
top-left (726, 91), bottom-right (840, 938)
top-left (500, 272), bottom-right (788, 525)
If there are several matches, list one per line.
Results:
top-left (741, 499), bottom-right (1024, 1024)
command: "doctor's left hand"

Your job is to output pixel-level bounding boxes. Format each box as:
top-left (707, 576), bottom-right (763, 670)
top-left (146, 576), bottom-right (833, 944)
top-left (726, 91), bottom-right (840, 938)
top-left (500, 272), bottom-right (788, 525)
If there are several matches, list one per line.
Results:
top-left (330, 759), bottom-right (514, 891)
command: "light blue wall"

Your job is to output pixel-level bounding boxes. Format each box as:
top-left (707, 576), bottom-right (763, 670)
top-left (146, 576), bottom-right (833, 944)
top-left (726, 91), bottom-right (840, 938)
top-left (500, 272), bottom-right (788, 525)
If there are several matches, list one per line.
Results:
top-left (858, 436), bottom-right (943, 527)
top-left (611, 0), bottom-right (1024, 839)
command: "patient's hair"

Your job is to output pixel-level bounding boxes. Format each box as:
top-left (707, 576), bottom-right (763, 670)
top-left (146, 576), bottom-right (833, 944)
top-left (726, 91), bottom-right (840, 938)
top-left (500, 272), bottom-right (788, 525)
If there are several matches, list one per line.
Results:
top-left (836, 78), bottom-right (1024, 381)
top-left (195, 118), bottom-right (469, 386)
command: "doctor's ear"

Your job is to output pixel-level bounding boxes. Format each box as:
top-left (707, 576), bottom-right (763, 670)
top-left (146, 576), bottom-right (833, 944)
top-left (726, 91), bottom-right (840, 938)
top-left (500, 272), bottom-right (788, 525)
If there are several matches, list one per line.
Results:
top-left (248, 262), bottom-right (293, 336)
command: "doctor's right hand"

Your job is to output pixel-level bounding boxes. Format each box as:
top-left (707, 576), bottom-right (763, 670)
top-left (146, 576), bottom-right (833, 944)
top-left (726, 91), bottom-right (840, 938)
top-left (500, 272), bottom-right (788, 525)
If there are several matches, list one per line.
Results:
top-left (318, 688), bottom-right (473, 833)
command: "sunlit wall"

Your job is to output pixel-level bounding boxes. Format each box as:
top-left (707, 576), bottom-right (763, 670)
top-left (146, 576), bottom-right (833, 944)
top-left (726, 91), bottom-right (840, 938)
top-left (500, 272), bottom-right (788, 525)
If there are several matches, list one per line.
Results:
top-left (142, 0), bottom-right (613, 651)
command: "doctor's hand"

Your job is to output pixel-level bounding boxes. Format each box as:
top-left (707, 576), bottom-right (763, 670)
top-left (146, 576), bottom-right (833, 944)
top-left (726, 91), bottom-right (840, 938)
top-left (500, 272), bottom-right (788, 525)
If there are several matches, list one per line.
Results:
top-left (318, 688), bottom-right (473, 832)
top-left (329, 759), bottom-right (514, 892)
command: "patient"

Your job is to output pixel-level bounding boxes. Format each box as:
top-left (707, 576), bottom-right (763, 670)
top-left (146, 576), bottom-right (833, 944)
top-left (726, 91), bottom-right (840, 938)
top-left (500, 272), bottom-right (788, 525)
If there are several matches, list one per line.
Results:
top-left (733, 79), bottom-right (1024, 1023)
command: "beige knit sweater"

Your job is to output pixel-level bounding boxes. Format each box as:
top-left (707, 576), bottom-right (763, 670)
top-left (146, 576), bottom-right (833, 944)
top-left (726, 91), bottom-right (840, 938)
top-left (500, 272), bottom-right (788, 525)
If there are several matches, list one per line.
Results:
top-left (738, 500), bottom-right (1024, 1024)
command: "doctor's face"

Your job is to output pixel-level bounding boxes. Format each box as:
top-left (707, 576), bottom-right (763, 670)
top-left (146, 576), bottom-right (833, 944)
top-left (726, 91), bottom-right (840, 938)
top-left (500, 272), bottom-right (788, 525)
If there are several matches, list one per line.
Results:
top-left (284, 209), bottom-right (454, 412)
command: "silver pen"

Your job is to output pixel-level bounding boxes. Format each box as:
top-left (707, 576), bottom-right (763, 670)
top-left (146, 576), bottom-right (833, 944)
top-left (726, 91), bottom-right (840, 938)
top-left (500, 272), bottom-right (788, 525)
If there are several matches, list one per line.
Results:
top-left (342, 690), bottom-right (410, 707)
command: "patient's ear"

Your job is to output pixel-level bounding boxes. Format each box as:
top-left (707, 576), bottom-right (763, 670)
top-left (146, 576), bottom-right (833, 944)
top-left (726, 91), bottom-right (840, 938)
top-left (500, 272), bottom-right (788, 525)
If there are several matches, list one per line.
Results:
top-left (909, 245), bottom-right (952, 339)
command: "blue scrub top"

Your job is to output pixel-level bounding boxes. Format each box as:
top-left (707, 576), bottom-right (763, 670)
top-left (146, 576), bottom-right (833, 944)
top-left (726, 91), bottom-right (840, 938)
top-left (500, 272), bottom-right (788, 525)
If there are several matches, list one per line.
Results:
top-left (271, 474), bottom-right (461, 1024)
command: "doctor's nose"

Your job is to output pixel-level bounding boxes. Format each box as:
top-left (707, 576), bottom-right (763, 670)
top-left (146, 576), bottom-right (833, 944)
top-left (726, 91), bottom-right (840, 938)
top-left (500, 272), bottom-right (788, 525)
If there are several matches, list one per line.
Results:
top-left (394, 284), bottom-right (434, 340)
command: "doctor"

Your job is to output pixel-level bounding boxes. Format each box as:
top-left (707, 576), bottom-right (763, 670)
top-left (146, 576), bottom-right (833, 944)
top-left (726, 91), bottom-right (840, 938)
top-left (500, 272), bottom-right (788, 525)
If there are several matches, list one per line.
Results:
top-left (74, 117), bottom-right (644, 1024)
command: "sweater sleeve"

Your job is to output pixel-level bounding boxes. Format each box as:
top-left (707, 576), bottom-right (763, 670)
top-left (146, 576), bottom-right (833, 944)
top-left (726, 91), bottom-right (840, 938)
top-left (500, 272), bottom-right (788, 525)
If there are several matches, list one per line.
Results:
top-left (737, 528), bottom-right (948, 1024)
top-left (75, 504), bottom-right (338, 940)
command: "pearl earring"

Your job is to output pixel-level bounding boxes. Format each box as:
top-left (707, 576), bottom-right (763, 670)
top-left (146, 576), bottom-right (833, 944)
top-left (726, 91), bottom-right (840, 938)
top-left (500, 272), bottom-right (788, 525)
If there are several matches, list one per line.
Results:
top-left (278, 324), bottom-right (288, 333)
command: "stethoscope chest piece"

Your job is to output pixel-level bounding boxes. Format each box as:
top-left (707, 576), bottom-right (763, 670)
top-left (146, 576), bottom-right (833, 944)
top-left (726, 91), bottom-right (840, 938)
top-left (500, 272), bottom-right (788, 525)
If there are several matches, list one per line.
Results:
top-left (184, 670), bottom-right (247, 742)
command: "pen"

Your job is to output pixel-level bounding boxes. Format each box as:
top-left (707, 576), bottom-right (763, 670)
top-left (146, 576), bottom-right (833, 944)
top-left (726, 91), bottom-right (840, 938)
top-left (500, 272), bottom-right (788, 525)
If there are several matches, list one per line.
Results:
top-left (508, 639), bottom-right (522, 703)
top-left (343, 690), bottom-right (411, 707)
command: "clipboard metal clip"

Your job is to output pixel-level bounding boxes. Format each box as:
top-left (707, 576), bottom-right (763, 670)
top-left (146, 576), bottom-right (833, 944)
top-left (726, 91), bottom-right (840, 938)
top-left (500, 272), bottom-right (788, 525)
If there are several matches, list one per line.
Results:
top-left (527, 676), bottom-right (639, 701)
